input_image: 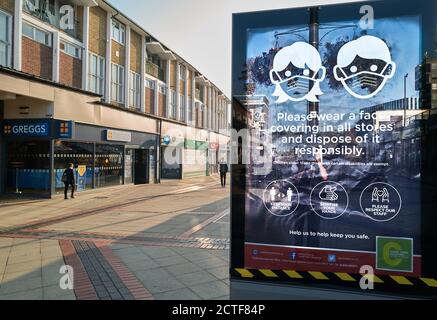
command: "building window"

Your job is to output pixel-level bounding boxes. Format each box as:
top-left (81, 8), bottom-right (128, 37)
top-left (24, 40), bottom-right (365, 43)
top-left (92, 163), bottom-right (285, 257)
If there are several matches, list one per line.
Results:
top-left (111, 19), bottom-right (125, 45)
top-left (23, 0), bottom-right (79, 39)
top-left (129, 71), bottom-right (141, 109)
top-left (170, 89), bottom-right (177, 119)
top-left (0, 10), bottom-right (12, 67)
top-left (145, 78), bottom-right (155, 90)
top-left (23, 0), bottom-right (56, 25)
top-left (179, 65), bottom-right (186, 80)
top-left (188, 101), bottom-right (193, 124)
top-left (88, 53), bottom-right (105, 95)
top-left (111, 63), bottom-right (125, 104)
top-left (23, 22), bottom-right (52, 47)
top-left (60, 41), bottom-right (81, 59)
top-left (179, 94), bottom-right (186, 122)
top-left (158, 84), bottom-right (167, 95)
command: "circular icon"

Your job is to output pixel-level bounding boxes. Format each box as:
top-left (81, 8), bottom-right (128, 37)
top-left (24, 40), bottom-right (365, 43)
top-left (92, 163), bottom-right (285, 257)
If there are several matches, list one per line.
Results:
top-left (263, 180), bottom-right (300, 217)
top-left (360, 182), bottom-right (402, 222)
top-left (310, 181), bottom-right (349, 220)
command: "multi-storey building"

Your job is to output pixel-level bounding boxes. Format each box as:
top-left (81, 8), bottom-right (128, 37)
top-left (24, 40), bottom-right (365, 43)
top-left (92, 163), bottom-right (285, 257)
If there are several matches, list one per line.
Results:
top-left (416, 57), bottom-right (437, 109)
top-left (0, 0), bottom-right (231, 197)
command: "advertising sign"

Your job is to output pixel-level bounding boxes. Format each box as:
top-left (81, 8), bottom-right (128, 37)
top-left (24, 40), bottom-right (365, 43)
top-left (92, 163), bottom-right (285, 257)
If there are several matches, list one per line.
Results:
top-left (2, 119), bottom-right (51, 137)
top-left (56, 120), bottom-right (75, 139)
top-left (231, 0), bottom-right (437, 297)
top-left (76, 165), bottom-right (87, 192)
top-left (106, 129), bottom-right (132, 142)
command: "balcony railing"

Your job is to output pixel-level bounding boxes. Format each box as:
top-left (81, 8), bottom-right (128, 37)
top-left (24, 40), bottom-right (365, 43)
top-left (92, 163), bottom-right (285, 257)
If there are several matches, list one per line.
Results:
top-left (146, 61), bottom-right (165, 82)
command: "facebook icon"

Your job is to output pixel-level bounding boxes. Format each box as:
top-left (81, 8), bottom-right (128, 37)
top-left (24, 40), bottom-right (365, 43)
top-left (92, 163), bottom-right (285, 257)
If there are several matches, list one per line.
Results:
top-left (290, 252), bottom-right (297, 260)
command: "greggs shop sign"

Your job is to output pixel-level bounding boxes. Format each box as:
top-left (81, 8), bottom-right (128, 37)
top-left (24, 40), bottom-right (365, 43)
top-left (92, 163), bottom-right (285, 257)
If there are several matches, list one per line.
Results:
top-left (2, 119), bottom-right (74, 138)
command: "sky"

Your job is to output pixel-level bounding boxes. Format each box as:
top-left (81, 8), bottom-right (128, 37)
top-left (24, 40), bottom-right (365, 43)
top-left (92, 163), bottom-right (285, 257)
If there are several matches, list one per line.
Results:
top-left (107, 0), bottom-right (365, 98)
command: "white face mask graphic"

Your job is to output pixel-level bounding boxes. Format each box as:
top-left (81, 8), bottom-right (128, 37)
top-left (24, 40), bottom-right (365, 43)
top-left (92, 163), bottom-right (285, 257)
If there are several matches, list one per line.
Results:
top-left (270, 42), bottom-right (326, 103)
top-left (333, 35), bottom-right (396, 99)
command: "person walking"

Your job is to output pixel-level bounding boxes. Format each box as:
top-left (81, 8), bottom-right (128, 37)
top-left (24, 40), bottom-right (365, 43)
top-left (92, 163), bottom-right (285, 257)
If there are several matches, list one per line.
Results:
top-left (62, 163), bottom-right (75, 199)
top-left (219, 158), bottom-right (229, 188)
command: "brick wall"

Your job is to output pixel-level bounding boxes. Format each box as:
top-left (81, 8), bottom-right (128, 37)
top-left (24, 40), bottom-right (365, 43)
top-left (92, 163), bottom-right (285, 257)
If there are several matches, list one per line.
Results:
top-left (111, 40), bottom-right (125, 66)
top-left (130, 30), bottom-right (141, 73)
top-left (188, 70), bottom-right (193, 97)
top-left (179, 79), bottom-right (185, 95)
top-left (89, 6), bottom-right (107, 57)
top-left (158, 93), bottom-right (166, 117)
top-left (145, 87), bottom-right (154, 114)
top-left (194, 106), bottom-right (198, 127)
top-left (22, 37), bottom-right (53, 80)
top-left (59, 52), bottom-right (82, 89)
top-left (0, 0), bottom-right (14, 13)
top-left (200, 109), bottom-right (204, 128)
top-left (170, 61), bottom-right (176, 89)
top-left (76, 6), bottom-right (84, 41)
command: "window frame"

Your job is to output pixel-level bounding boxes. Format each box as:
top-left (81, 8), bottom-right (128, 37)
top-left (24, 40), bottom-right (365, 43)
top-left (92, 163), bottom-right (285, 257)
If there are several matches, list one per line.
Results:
top-left (22, 21), bottom-right (52, 47)
top-left (111, 63), bottom-right (125, 104)
top-left (129, 71), bottom-right (141, 109)
top-left (60, 40), bottom-right (81, 59)
top-left (111, 19), bottom-right (126, 45)
top-left (158, 84), bottom-right (167, 95)
top-left (145, 78), bottom-right (156, 90)
top-left (0, 9), bottom-right (12, 68)
top-left (88, 52), bottom-right (105, 95)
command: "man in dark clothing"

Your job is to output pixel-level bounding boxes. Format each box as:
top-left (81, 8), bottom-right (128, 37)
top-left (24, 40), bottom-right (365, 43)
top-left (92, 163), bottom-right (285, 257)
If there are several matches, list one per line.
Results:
top-left (219, 158), bottom-right (229, 188)
top-left (63, 163), bottom-right (75, 199)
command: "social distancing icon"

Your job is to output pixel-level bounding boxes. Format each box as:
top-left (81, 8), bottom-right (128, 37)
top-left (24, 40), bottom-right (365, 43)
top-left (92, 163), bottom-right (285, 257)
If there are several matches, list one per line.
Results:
top-left (263, 180), bottom-right (300, 217)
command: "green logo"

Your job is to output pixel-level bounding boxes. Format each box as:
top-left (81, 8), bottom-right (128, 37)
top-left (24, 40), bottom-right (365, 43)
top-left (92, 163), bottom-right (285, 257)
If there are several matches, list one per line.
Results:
top-left (376, 237), bottom-right (413, 272)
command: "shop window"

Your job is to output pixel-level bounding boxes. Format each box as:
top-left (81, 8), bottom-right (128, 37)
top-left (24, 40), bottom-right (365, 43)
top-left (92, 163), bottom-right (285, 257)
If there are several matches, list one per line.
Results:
top-left (95, 144), bottom-right (124, 188)
top-left (6, 141), bottom-right (50, 194)
top-left (54, 141), bottom-right (93, 193)
top-left (88, 53), bottom-right (105, 95)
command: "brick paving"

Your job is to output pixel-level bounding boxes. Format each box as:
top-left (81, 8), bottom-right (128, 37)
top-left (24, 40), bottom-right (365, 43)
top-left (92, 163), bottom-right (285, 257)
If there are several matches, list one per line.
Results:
top-left (60, 240), bottom-right (97, 300)
top-left (72, 240), bottom-right (133, 300)
top-left (0, 229), bottom-right (230, 250)
top-left (0, 176), bottom-right (230, 300)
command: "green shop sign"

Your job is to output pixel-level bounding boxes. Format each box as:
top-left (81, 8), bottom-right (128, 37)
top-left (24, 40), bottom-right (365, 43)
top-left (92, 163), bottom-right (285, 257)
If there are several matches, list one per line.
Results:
top-left (184, 139), bottom-right (208, 150)
top-left (376, 237), bottom-right (413, 272)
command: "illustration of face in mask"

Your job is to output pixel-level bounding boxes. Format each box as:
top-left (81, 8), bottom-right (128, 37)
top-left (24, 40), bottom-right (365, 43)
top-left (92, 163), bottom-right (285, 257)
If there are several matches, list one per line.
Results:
top-left (334, 35), bottom-right (396, 99)
top-left (270, 42), bottom-right (326, 103)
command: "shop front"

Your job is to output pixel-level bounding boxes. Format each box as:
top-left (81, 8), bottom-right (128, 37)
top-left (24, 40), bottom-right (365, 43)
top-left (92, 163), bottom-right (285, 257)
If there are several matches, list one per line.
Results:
top-left (2, 119), bottom-right (54, 196)
top-left (1, 119), bottom-right (158, 197)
